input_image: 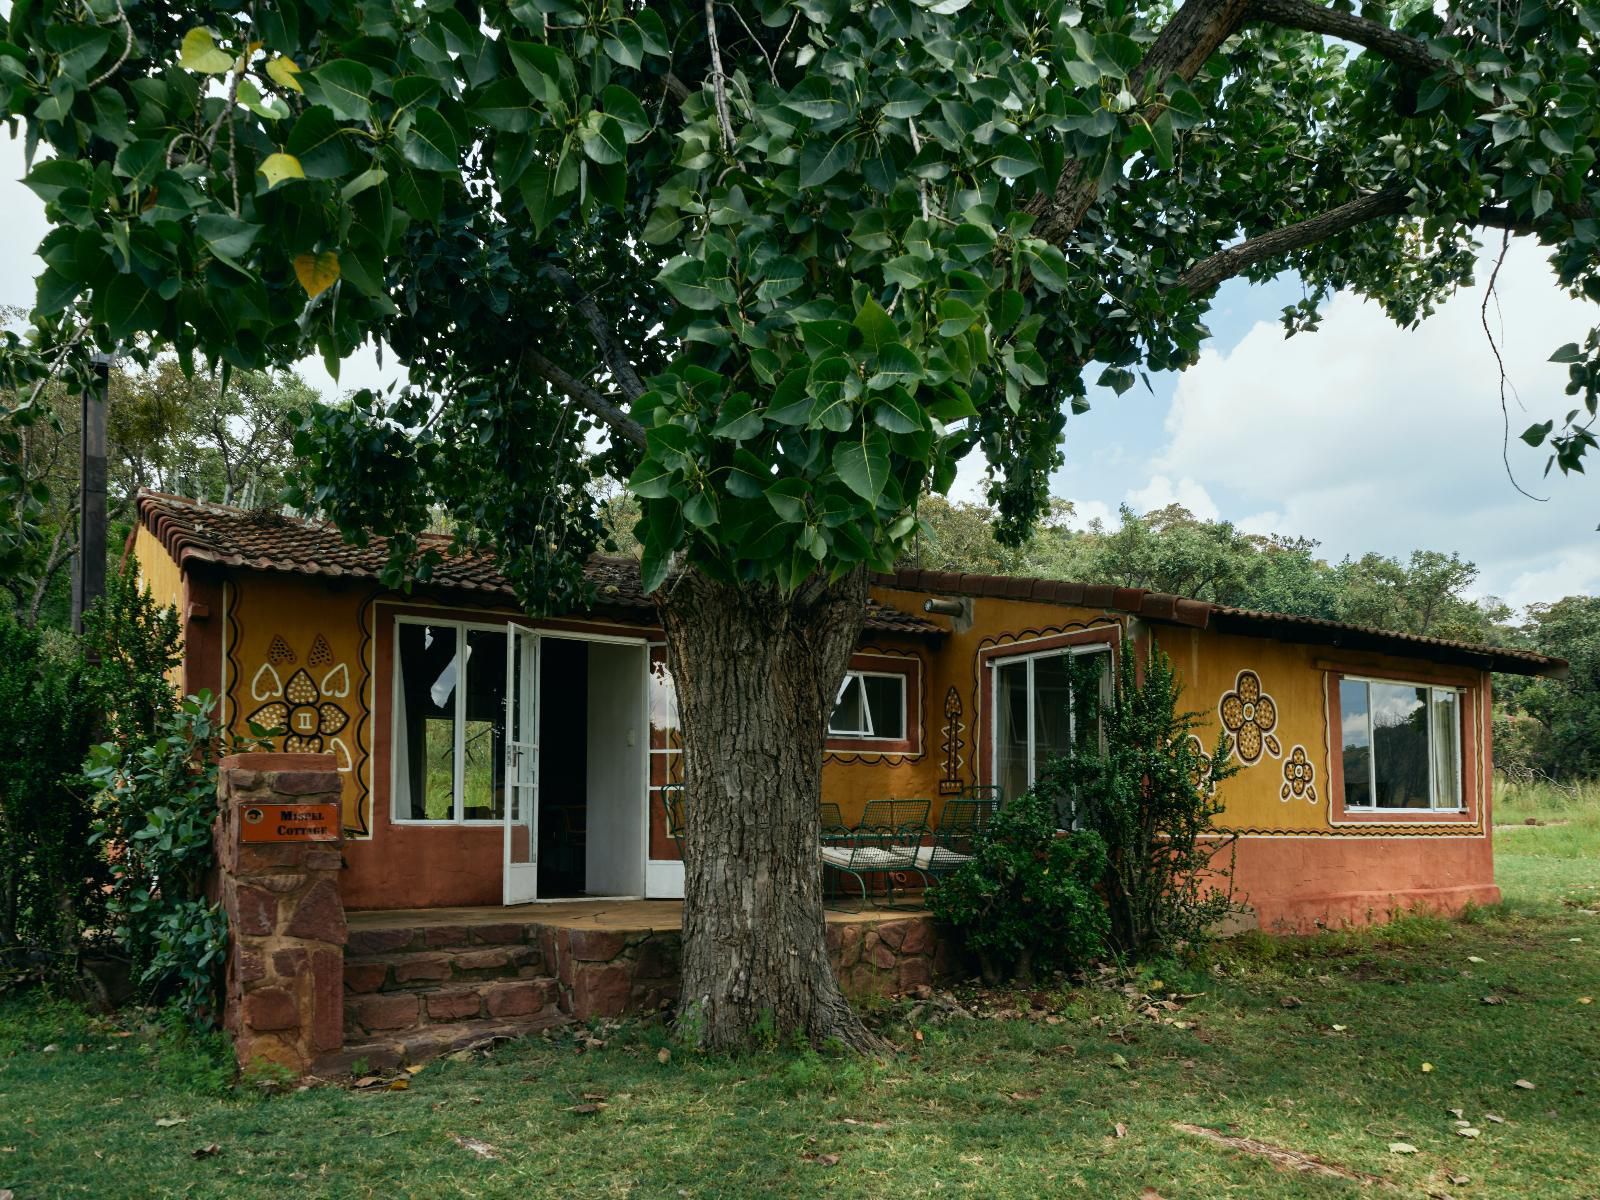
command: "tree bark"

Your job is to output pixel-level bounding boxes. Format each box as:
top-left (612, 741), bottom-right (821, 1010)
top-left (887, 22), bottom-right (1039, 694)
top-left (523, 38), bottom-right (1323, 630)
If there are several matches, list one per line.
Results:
top-left (658, 564), bottom-right (886, 1052)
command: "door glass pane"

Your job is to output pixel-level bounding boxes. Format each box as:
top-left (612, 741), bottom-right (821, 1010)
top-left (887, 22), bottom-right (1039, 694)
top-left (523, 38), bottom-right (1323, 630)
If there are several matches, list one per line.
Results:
top-left (396, 623), bottom-right (457, 820)
top-left (862, 674), bottom-right (906, 740)
top-left (1339, 679), bottom-right (1372, 808)
top-left (462, 629), bottom-right (507, 820)
top-left (1071, 652), bottom-right (1111, 754)
top-left (1430, 689), bottom-right (1461, 809)
top-left (1032, 653), bottom-right (1075, 780)
top-left (1371, 683), bottom-right (1429, 808)
top-left (995, 660), bottom-right (1030, 803)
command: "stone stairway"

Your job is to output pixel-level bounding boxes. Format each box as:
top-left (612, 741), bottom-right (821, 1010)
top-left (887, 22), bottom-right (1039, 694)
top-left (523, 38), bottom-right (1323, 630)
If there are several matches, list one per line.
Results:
top-left (336, 918), bottom-right (569, 1071)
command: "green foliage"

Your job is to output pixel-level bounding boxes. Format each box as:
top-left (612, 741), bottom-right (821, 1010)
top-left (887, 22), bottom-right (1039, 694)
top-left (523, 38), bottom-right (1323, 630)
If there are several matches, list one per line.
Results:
top-left (1042, 649), bottom-right (1240, 959)
top-left (4, 0), bottom-right (1596, 612)
top-left (928, 790), bottom-right (1109, 983)
top-left (81, 562), bottom-right (183, 751)
top-left (1497, 595), bottom-right (1600, 780)
top-left (85, 692), bottom-right (231, 1022)
top-left (0, 612), bottom-right (100, 959)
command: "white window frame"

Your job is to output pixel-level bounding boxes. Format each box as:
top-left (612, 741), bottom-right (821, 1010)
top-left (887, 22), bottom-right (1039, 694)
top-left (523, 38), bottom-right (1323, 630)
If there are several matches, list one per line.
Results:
top-left (391, 615), bottom-right (513, 826)
top-left (827, 669), bottom-right (908, 740)
top-left (1339, 674), bottom-right (1466, 814)
top-left (989, 643), bottom-right (1112, 794)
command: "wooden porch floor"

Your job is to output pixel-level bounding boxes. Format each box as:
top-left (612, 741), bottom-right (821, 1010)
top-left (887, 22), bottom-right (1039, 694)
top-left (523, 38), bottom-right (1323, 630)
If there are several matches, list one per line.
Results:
top-left (346, 898), bottom-right (930, 932)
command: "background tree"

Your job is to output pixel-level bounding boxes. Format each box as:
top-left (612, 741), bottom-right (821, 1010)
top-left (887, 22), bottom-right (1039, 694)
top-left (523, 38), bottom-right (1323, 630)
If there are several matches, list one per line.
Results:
top-left (5, 0), bottom-right (1597, 1049)
top-left (1496, 595), bottom-right (1600, 780)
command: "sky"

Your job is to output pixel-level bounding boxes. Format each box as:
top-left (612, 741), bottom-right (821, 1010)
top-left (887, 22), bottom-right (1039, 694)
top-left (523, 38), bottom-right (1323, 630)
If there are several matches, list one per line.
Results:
top-left (3, 130), bottom-right (1595, 612)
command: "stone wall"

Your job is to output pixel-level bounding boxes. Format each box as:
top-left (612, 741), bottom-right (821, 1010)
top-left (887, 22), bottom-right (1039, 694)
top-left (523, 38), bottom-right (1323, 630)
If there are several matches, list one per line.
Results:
top-left (213, 753), bottom-right (348, 1075)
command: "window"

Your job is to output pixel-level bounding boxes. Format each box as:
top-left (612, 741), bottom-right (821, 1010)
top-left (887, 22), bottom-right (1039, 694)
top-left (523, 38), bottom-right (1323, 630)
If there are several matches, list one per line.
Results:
top-left (993, 647), bottom-right (1110, 803)
top-left (393, 619), bottom-right (508, 823)
top-left (828, 671), bottom-right (906, 740)
top-left (1339, 678), bottom-right (1462, 811)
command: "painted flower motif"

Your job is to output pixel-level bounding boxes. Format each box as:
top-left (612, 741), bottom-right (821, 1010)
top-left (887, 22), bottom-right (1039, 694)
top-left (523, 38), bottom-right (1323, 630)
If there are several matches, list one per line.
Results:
top-left (1218, 669), bottom-right (1282, 765)
top-left (1280, 745), bottom-right (1318, 803)
top-left (248, 667), bottom-right (349, 753)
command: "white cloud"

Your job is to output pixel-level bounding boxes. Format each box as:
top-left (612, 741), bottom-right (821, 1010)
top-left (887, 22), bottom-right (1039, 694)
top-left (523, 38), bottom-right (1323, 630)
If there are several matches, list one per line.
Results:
top-left (1126, 238), bottom-right (1599, 605)
top-left (1124, 474), bottom-right (1220, 521)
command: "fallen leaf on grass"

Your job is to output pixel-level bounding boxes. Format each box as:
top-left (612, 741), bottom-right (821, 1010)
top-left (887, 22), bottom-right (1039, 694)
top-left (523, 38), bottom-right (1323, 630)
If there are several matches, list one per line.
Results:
top-left (1109, 1053), bottom-right (1129, 1069)
top-left (801, 1152), bottom-right (840, 1167)
top-left (1389, 1143), bottom-right (1419, 1155)
top-left (353, 1076), bottom-right (383, 1089)
top-left (1007, 1089), bottom-right (1041, 1102)
top-left (840, 1118), bottom-right (891, 1131)
top-left (657, 1047), bottom-right (671, 1065)
top-left (1140, 1190), bottom-right (1166, 1200)
top-left (1, 1188), bottom-right (13, 1200)
top-left (388, 1079), bottom-right (409, 1092)
top-left (567, 1103), bottom-right (606, 1115)
top-left (450, 1134), bottom-right (500, 1160)
top-left (405, 1064), bottom-right (426, 1076)
top-left (1114, 1122), bottom-right (1129, 1139)
top-left (1466, 956), bottom-right (1485, 964)
top-left (1279, 995), bottom-right (1304, 1009)
top-left (1484, 1114), bottom-right (1505, 1124)
top-left (581, 1092), bottom-right (608, 1102)
top-left (192, 1143), bottom-right (222, 1159)
top-left (1513, 1079), bottom-right (1536, 1090)
top-left (1449, 1173), bottom-right (1472, 1185)
top-left (154, 1118), bottom-right (187, 1128)
top-left (1457, 1127), bottom-right (1481, 1139)
top-left (1421, 1063), bottom-right (1435, 1073)
top-left (1448, 1108), bottom-right (1464, 1119)
top-left (1579, 997), bottom-right (1592, 1005)
top-left (1330, 1024), bottom-right (1348, 1032)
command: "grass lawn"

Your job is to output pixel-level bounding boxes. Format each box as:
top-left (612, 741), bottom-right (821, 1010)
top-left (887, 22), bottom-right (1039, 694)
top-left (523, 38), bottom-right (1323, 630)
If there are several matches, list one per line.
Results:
top-left (3, 789), bottom-right (1596, 1199)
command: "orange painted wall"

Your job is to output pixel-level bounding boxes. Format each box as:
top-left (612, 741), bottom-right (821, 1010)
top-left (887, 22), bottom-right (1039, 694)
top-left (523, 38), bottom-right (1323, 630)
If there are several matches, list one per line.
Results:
top-left (132, 540), bottom-right (1500, 926)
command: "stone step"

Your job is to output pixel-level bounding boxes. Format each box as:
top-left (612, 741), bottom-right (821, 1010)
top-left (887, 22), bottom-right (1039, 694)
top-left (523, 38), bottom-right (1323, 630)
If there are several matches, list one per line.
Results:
top-left (346, 919), bottom-right (538, 959)
top-left (344, 945), bottom-right (545, 995)
top-left (321, 1012), bottom-right (571, 1075)
top-left (346, 977), bottom-right (560, 1039)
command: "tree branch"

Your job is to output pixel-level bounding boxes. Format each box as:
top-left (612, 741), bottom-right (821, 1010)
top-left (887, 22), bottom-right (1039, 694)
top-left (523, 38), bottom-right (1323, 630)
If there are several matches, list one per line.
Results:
top-left (1245, 0), bottom-right (1442, 74)
top-left (1174, 183), bottom-right (1410, 295)
top-left (538, 264), bottom-right (648, 401)
top-left (1030, 0), bottom-right (1256, 246)
top-left (520, 349), bottom-right (647, 449)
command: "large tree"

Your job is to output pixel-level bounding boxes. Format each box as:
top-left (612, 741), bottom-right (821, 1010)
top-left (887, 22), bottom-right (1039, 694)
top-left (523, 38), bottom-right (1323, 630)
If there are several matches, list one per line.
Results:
top-left (3, 0), bottom-right (1597, 1049)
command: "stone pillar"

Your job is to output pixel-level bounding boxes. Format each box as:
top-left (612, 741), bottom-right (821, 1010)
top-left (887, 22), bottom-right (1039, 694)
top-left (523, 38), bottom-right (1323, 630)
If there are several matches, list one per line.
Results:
top-left (213, 752), bottom-right (347, 1075)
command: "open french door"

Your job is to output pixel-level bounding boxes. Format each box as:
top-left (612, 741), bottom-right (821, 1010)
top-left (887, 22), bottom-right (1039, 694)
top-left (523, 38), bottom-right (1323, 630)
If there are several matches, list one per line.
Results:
top-left (503, 624), bottom-right (540, 904)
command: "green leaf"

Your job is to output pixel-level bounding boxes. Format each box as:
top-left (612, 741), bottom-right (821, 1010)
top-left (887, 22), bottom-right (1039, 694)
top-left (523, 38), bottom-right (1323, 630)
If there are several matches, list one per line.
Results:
top-left (603, 85), bottom-right (651, 142)
top-left (872, 385), bottom-right (925, 434)
top-left (766, 368), bottom-right (813, 424)
top-left (97, 271), bottom-right (162, 340)
top-left (1521, 420), bottom-right (1554, 447)
top-left (1549, 343), bottom-right (1583, 363)
top-left (22, 159), bottom-right (91, 204)
top-left (853, 296), bottom-right (898, 357)
top-left (340, 167), bottom-right (387, 201)
top-left (195, 213), bottom-right (262, 262)
top-left (657, 256), bottom-right (718, 311)
top-left (990, 134), bottom-right (1041, 181)
top-left (579, 112), bottom-right (627, 165)
top-left (724, 450), bottom-right (770, 498)
top-left (602, 22), bottom-right (644, 68)
top-left (287, 106), bottom-right (358, 178)
top-left (833, 429), bottom-right (891, 503)
top-left (799, 137), bottom-right (853, 188)
top-left (711, 394), bottom-right (764, 441)
top-left (112, 140), bottom-right (165, 191)
top-left (800, 319), bottom-right (854, 356)
top-left (178, 27), bottom-right (233, 74)
top-left (403, 108), bottom-right (459, 172)
top-left (766, 478), bottom-right (810, 522)
top-left (312, 60), bottom-right (373, 122)
top-left (469, 79), bottom-right (534, 132)
top-left (869, 344), bottom-right (922, 391)
top-left (683, 490), bottom-right (718, 528)
top-left (629, 457), bottom-right (674, 499)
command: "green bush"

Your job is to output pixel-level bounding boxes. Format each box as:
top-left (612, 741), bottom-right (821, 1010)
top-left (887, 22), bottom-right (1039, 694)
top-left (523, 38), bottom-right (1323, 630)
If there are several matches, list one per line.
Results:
top-left (1042, 649), bottom-right (1241, 959)
top-left (86, 693), bottom-right (231, 1022)
top-left (0, 616), bottom-right (99, 964)
top-left (928, 790), bottom-right (1108, 984)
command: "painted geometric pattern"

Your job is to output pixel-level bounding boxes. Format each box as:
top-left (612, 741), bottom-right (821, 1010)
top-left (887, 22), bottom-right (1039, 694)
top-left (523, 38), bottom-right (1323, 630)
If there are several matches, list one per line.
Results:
top-left (1218, 669), bottom-right (1282, 766)
top-left (1280, 745), bottom-right (1318, 804)
top-left (938, 686), bottom-right (965, 795)
top-left (244, 637), bottom-right (355, 773)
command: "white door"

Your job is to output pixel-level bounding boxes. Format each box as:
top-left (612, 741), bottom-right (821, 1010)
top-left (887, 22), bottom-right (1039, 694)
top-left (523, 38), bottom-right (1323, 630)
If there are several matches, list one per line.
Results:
top-left (503, 624), bottom-right (539, 905)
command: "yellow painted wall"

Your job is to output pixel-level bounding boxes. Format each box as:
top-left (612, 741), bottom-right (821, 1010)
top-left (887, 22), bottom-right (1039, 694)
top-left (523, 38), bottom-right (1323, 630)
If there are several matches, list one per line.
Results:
top-left (223, 574), bottom-right (373, 836)
top-left (131, 525), bottom-right (186, 689)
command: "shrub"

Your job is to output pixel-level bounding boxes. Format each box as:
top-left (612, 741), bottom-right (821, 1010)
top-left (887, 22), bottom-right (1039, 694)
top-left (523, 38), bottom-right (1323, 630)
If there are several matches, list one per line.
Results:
top-left (1041, 648), bottom-right (1241, 959)
top-left (928, 789), bottom-right (1108, 984)
top-left (0, 616), bottom-right (99, 963)
top-left (86, 693), bottom-right (231, 1023)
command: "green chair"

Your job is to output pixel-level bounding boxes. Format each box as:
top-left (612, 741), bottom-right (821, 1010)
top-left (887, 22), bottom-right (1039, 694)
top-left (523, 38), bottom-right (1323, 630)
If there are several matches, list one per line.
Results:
top-left (660, 784), bottom-right (685, 847)
top-left (962, 784), bottom-right (1005, 807)
top-left (819, 802), bottom-right (851, 843)
top-left (821, 798), bottom-right (932, 911)
top-left (895, 797), bottom-right (997, 878)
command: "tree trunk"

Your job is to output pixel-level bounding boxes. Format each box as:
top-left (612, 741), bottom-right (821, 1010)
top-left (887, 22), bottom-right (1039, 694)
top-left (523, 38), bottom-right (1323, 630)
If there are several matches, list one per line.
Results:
top-left (658, 565), bottom-right (885, 1053)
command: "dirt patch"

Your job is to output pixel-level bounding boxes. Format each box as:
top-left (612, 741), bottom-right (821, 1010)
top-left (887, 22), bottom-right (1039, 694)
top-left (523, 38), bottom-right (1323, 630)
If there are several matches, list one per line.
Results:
top-left (1173, 1123), bottom-right (1393, 1186)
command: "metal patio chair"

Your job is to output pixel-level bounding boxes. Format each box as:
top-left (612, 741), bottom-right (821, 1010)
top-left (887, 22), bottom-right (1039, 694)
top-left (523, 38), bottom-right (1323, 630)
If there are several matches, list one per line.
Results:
top-left (961, 784), bottom-right (1005, 808)
top-left (894, 797), bottom-right (998, 879)
top-left (821, 798), bottom-right (932, 911)
top-left (819, 802), bottom-right (851, 843)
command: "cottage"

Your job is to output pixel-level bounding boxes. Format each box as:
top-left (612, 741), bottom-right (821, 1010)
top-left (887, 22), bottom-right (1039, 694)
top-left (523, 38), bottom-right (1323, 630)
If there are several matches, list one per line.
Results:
top-left (133, 490), bottom-right (1565, 933)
